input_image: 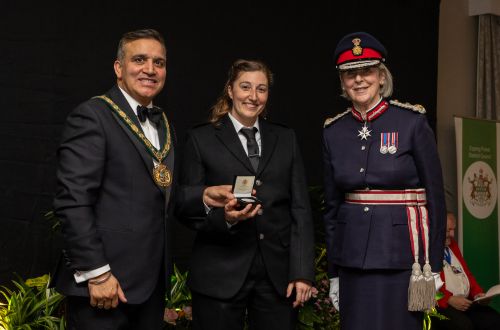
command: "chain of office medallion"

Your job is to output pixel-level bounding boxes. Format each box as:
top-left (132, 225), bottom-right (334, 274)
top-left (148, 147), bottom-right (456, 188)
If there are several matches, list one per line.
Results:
top-left (94, 95), bottom-right (171, 162)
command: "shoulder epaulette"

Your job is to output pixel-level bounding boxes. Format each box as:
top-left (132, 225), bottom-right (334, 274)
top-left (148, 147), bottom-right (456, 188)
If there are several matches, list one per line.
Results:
top-left (389, 100), bottom-right (426, 114)
top-left (324, 109), bottom-right (351, 128)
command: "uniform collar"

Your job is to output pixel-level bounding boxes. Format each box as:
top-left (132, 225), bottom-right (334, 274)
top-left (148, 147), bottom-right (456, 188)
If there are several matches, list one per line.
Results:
top-left (350, 98), bottom-right (389, 122)
top-left (227, 112), bottom-right (260, 132)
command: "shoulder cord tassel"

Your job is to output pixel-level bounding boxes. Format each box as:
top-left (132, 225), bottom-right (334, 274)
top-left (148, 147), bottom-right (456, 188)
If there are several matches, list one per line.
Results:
top-left (407, 206), bottom-right (436, 311)
top-left (420, 207), bottom-right (436, 311)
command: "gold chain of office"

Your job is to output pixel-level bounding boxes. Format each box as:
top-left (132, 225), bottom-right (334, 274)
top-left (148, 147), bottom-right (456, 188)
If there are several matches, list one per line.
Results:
top-left (94, 95), bottom-right (172, 187)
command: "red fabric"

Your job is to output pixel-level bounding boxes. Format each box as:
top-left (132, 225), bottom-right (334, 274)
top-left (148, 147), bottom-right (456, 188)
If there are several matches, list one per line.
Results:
top-left (336, 48), bottom-right (382, 65)
top-left (438, 239), bottom-right (484, 308)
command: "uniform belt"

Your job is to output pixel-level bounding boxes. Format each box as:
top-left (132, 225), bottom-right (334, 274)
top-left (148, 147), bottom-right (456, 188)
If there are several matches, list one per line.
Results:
top-left (345, 187), bottom-right (435, 311)
top-left (345, 188), bottom-right (426, 205)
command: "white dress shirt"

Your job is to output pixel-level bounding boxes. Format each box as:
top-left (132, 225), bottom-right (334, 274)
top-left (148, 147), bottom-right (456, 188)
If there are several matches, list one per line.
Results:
top-left (227, 112), bottom-right (262, 156)
top-left (120, 87), bottom-right (160, 150)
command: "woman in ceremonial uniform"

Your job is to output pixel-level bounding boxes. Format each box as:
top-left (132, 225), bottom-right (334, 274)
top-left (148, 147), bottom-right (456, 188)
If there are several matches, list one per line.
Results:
top-left (322, 32), bottom-right (447, 329)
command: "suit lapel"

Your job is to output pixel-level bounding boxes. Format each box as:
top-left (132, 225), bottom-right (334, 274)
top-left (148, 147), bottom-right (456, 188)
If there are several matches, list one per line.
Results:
top-left (257, 119), bottom-right (278, 175)
top-left (105, 86), bottom-right (166, 193)
top-left (159, 115), bottom-right (174, 200)
top-left (108, 86), bottom-right (143, 128)
top-left (215, 115), bottom-right (255, 173)
top-left (157, 107), bottom-right (167, 149)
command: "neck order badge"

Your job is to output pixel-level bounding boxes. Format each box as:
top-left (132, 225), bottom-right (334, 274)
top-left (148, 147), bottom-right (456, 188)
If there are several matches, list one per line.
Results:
top-left (95, 95), bottom-right (172, 188)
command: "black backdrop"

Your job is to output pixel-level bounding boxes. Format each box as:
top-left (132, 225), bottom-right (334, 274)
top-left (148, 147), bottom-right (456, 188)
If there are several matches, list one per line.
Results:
top-left (0, 0), bottom-right (440, 286)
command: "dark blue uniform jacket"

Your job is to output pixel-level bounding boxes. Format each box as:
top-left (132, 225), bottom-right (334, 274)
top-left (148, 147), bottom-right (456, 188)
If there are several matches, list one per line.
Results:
top-left (322, 100), bottom-right (446, 278)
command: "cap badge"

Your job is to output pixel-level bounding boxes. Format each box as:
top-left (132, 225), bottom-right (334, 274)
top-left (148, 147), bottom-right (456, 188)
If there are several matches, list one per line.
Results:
top-left (352, 38), bottom-right (363, 56)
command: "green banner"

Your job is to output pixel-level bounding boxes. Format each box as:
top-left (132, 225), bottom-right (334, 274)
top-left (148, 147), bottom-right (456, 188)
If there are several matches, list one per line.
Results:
top-left (458, 117), bottom-right (499, 310)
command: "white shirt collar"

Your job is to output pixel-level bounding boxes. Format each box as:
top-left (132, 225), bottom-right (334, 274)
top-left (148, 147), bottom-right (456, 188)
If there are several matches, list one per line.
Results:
top-left (227, 112), bottom-right (260, 132)
top-left (118, 86), bottom-right (153, 115)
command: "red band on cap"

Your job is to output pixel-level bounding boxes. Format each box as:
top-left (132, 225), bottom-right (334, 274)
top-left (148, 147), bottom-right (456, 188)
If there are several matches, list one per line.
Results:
top-left (337, 48), bottom-right (383, 65)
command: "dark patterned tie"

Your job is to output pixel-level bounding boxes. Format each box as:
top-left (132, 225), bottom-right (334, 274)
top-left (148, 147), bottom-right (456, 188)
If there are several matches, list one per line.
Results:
top-left (240, 127), bottom-right (260, 172)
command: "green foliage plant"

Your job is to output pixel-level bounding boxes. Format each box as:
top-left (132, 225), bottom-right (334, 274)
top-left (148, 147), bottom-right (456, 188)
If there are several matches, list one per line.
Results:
top-left (423, 307), bottom-right (448, 330)
top-left (297, 245), bottom-right (340, 330)
top-left (0, 274), bottom-right (65, 330)
top-left (164, 265), bottom-right (192, 329)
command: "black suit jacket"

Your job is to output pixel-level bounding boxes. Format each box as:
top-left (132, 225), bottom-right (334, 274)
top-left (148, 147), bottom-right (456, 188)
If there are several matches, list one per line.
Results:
top-left (176, 115), bottom-right (314, 299)
top-left (52, 85), bottom-right (176, 304)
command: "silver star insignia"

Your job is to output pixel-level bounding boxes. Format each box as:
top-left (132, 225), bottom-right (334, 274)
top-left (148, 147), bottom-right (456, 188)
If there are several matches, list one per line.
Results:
top-left (358, 124), bottom-right (372, 140)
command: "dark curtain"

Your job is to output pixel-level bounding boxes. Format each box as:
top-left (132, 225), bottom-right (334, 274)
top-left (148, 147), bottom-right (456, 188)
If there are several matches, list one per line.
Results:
top-left (476, 14), bottom-right (500, 119)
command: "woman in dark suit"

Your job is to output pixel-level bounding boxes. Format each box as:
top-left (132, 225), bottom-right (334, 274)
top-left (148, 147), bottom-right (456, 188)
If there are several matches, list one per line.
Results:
top-left (322, 32), bottom-right (446, 329)
top-left (176, 59), bottom-right (315, 330)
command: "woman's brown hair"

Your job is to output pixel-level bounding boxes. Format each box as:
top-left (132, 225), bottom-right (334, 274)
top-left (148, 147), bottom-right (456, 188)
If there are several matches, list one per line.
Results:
top-left (209, 59), bottom-right (273, 124)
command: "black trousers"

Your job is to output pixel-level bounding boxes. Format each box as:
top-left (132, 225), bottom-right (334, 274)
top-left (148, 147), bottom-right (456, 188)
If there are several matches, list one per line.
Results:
top-left (66, 278), bottom-right (165, 330)
top-left (434, 305), bottom-right (500, 330)
top-left (192, 251), bottom-right (297, 330)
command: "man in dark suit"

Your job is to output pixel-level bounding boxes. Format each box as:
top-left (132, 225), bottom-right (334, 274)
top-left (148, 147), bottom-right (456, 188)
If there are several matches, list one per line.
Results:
top-left (176, 59), bottom-right (315, 330)
top-left (53, 29), bottom-right (174, 329)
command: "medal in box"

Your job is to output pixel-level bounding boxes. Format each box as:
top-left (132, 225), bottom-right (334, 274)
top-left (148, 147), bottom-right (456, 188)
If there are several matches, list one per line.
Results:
top-left (232, 175), bottom-right (262, 206)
